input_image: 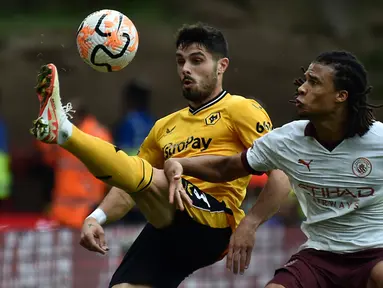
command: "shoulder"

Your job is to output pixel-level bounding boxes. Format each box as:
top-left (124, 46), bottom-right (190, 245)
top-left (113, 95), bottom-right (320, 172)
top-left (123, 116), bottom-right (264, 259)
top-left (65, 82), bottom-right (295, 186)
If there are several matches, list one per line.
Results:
top-left (151, 107), bottom-right (189, 135)
top-left (278, 120), bottom-right (309, 133)
top-left (366, 121), bottom-right (383, 136)
top-left (272, 120), bottom-right (308, 134)
top-left (225, 94), bottom-right (262, 108)
top-left (261, 120), bottom-right (308, 141)
top-left (225, 94), bottom-right (271, 119)
top-left (351, 121), bottom-right (383, 160)
top-left (358, 121), bottom-right (383, 144)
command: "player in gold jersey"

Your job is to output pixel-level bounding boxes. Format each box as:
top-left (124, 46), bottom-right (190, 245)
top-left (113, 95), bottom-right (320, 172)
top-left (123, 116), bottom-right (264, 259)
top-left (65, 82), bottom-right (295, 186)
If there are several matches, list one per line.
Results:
top-left (30, 23), bottom-right (290, 288)
top-left (139, 90), bottom-right (272, 230)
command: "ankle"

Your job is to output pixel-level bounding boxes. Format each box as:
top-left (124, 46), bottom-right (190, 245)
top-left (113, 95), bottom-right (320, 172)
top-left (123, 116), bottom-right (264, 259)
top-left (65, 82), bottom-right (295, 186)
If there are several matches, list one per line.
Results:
top-left (58, 119), bottom-right (73, 145)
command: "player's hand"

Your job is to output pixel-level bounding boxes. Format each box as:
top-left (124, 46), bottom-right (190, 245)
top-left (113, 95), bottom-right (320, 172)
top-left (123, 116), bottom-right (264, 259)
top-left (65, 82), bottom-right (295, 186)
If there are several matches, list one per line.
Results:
top-left (79, 217), bottom-right (109, 255)
top-left (226, 216), bottom-right (257, 275)
top-left (164, 159), bottom-right (193, 210)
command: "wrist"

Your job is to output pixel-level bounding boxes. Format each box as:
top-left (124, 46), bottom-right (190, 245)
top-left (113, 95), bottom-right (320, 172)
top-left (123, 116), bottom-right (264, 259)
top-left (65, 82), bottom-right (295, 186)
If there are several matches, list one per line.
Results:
top-left (243, 213), bottom-right (263, 230)
top-left (86, 208), bottom-right (107, 225)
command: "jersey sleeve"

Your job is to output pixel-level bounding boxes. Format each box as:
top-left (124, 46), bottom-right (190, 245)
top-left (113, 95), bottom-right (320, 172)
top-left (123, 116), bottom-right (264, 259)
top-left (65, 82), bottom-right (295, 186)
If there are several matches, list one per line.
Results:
top-left (241, 126), bottom-right (284, 173)
top-left (229, 98), bottom-right (273, 148)
top-left (137, 124), bottom-right (164, 169)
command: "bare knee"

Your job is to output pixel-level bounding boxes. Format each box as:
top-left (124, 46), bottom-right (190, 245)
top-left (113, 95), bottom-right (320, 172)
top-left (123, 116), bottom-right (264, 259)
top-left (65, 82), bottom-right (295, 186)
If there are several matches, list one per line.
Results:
top-left (111, 284), bottom-right (152, 288)
top-left (369, 261), bottom-right (383, 288)
top-left (265, 284), bottom-right (286, 288)
top-left (131, 189), bottom-right (176, 228)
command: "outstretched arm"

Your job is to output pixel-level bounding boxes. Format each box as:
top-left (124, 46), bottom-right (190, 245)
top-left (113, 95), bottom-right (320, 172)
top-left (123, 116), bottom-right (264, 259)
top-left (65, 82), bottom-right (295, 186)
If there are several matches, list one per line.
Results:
top-left (164, 152), bottom-right (254, 183)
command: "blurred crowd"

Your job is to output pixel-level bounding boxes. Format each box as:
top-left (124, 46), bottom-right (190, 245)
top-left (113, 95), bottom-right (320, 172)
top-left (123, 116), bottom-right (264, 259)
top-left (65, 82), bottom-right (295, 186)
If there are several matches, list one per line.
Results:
top-left (0, 80), bottom-right (303, 230)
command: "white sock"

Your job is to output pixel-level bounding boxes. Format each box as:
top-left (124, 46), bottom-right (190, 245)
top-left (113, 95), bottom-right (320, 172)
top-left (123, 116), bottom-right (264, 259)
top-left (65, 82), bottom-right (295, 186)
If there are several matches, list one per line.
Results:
top-left (58, 118), bottom-right (73, 145)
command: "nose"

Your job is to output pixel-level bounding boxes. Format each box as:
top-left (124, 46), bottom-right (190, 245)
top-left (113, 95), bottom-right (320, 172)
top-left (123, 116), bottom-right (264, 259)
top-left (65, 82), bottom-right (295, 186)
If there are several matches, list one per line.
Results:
top-left (297, 82), bottom-right (307, 96)
top-left (182, 61), bottom-right (192, 76)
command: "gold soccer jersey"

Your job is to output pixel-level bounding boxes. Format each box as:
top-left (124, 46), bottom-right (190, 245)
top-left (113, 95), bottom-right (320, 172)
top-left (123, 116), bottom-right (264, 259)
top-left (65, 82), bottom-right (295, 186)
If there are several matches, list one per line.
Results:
top-left (138, 91), bottom-right (272, 229)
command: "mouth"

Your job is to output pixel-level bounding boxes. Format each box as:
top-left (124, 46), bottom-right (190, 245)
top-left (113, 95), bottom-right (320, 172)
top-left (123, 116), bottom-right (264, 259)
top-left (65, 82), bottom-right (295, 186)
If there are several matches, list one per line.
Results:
top-left (182, 78), bottom-right (194, 88)
top-left (289, 98), bottom-right (303, 107)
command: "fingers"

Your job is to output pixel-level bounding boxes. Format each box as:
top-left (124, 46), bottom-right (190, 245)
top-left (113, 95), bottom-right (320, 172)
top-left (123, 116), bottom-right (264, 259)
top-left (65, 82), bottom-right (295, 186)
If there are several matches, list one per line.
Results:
top-left (169, 174), bottom-right (181, 205)
top-left (228, 247), bottom-right (248, 275)
top-left (169, 174), bottom-right (192, 211)
top-left (226, 237), bottom-right (252, 275)
top-left (226, 237), bottom-right (234, 272)
top-left (245, 247), bottom-right (252, 270)
top-left (168, 180), bottom-right (176, 204)
top-left (80, 231), bottom-right (107, 255)
top-left (98, 231), bottom-right (109, 251)
top-left (175, 186), bottom-right (184, 211)
top-left (232, 248), bottom-right (240, 275)
top-left (240, 249), bottom-right (247, 274)
top-left (180, 189), bottom-right (193, 207)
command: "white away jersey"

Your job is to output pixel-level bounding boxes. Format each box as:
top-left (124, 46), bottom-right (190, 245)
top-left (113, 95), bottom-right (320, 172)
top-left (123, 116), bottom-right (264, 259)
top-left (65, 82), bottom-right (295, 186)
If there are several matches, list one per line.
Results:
top-left (244, 120), bottom-right (383, 253)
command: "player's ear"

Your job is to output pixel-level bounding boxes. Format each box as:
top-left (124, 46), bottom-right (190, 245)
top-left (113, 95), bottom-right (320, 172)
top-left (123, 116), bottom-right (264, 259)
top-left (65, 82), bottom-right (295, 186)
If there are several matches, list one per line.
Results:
top-left (217, 58), bottom-right (229, 75)
top-left (335, 90), bottom-right (348, 103)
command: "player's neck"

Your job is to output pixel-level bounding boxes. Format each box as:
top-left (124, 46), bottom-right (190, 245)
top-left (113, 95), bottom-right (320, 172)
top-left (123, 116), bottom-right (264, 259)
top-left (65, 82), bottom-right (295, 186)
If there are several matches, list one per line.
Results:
top-left (312, 110), bottom-right (348, 143)
top-left (189, 86), bottom-right (223, 109)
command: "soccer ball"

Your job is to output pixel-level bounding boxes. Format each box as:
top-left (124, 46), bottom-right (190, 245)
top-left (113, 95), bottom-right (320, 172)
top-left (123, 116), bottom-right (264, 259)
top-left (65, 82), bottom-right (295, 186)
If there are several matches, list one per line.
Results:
top-left (76, 9), bottom-right (139, 72)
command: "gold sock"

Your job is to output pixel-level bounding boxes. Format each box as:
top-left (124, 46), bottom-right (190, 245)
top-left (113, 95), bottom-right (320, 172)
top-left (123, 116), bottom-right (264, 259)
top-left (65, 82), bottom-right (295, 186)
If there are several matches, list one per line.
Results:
top-left (61, 125), bottom-right (153, 193)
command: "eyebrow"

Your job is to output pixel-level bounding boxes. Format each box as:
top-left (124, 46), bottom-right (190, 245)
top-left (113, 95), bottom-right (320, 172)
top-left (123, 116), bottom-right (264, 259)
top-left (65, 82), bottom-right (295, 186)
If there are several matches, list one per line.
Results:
top-left (305, 73), bottom-right (321, 83)
top-left (175, 51), bottom-right (206, 58)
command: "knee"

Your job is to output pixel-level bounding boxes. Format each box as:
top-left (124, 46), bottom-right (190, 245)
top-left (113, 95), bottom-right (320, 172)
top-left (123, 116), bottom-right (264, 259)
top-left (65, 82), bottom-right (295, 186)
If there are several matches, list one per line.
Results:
top-left (133, 191), bottom-right (176, 229)
top-left (265, 284), bottom-right (286, 288)
top-left (370, 261), bottom-right (383, 288)
top-left (148, 212), bottom-right (174, 229)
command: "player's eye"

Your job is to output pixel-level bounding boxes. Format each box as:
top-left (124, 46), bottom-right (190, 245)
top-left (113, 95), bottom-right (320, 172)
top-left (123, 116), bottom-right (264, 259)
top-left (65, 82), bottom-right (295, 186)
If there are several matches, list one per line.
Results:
top-left (192, 58), bottom-right (203, 64)
top-left (176, 59), bottom-right (185, 65)
top-left (307, 77), bottom-right (318, 85)
top-left (309, 79), bottom-right (317, 85)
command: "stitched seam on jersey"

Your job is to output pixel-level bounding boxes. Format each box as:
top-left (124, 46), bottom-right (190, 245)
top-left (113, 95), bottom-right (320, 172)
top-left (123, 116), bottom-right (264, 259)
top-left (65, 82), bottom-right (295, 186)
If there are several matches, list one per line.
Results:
top-left (189, 90), bottom-right (227, 115)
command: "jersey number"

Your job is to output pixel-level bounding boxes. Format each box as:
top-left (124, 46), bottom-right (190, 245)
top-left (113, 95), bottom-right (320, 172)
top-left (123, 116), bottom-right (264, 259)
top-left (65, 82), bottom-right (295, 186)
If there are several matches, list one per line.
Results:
top-left (256, 121), bottom-right (271, 133)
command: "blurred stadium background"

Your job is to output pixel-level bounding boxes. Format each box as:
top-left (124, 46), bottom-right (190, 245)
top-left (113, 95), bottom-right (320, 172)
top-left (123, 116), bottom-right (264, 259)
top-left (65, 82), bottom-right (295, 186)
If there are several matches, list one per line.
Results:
top-left (1, 0), bottom-right (383, 287)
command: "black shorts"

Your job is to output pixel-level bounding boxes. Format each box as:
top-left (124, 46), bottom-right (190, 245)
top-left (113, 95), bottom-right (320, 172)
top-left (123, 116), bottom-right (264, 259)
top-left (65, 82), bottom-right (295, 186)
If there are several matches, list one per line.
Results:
top-left (109, 210), bottom-right (232, 288)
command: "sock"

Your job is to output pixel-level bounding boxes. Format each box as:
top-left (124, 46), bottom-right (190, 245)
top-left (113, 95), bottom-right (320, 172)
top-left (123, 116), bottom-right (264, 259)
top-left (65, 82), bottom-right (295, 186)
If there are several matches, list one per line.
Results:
top-left (60, 126), bottom-right (152, 192)
top-left (57, 118), bottom-right (73, 145)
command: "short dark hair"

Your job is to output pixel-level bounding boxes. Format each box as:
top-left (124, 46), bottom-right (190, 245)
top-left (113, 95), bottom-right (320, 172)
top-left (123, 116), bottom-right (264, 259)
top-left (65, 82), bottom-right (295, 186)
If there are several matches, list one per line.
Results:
top-left (175, 22), bottom-right (229, 59)
top-left (314, 51), bottom-right (381, 137)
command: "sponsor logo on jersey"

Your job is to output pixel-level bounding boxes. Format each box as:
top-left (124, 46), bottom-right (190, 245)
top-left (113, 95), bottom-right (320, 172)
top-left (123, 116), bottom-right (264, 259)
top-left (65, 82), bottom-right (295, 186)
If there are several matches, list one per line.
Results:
top-left (352, 157), bottom-right (372, 178)
top-left (298, 184), bottom-right (375, 199)
top-left (298, 183), bottom-right (375, 210)
top-left (165, 126), bottom-right (176, 134)
top-left (298, 159), bottom-right (313, 171)
top-left (163, 136), bottom-right (212, 159)
top-left (205, 112), bottom-right (221, 125)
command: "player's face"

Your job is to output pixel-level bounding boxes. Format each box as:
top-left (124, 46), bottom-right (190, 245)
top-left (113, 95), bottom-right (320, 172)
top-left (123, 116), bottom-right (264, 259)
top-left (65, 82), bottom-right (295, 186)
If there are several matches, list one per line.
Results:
top-left (176, 43), bottom-right (219, 102)
top-left (295, 63), bottom-right (345, 119)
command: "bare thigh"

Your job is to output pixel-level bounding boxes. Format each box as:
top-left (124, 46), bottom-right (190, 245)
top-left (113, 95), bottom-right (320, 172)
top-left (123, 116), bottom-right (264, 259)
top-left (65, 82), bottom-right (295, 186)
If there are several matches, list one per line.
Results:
top-left (367, 261), bottom-right (383, 288)
top-left (131, 187), bottom-right (176, 229)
